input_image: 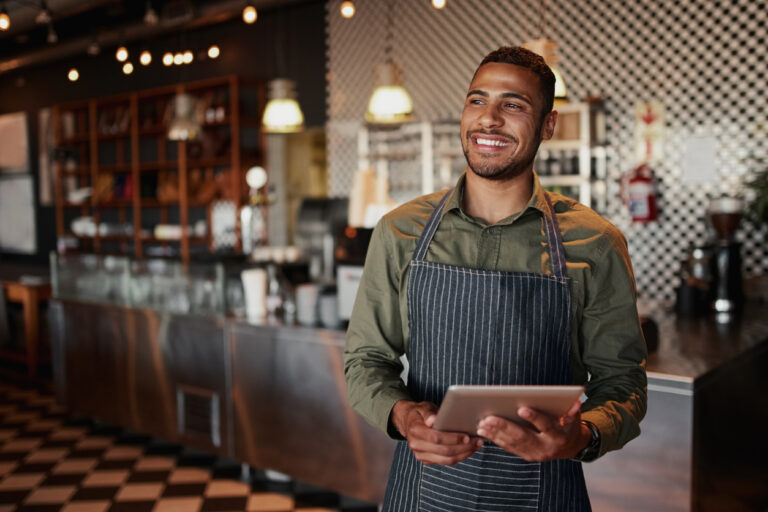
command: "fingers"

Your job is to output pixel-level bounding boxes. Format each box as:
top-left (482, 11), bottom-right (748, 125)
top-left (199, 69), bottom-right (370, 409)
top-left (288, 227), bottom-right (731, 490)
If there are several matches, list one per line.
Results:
top-left (406, 415), bottom-right (483, 466)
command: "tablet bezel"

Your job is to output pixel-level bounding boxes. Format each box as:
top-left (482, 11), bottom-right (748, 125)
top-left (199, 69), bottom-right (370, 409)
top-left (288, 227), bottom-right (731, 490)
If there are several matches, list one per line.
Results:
top-left (432, 385), bottom-right (585, 435)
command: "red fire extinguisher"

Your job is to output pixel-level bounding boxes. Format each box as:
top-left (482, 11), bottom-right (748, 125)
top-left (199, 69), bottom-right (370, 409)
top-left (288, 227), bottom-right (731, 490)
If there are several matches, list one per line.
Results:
top-left (621, 163), bottom-right (658, 223)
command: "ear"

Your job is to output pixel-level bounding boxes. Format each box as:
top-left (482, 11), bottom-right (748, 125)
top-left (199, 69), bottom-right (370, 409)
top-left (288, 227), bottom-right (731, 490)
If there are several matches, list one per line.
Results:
top-left (540, 110), bottom-right (558, 141)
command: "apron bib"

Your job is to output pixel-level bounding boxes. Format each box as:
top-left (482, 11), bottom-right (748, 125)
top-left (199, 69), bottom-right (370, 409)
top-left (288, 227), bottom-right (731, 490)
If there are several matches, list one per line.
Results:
top-left (382, 190), bottom-right (591, 512)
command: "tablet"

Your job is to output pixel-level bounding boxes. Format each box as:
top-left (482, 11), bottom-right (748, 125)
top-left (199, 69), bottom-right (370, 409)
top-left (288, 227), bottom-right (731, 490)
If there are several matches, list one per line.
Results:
top-left (433, 385), bottom-right (585, 434)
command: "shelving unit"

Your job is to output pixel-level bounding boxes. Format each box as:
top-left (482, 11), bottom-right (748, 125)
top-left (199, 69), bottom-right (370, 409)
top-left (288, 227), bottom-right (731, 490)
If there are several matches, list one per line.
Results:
top-left (358, 101), bottom-right (607, 212)
top-left (52, 75), bottom-right (267, 264)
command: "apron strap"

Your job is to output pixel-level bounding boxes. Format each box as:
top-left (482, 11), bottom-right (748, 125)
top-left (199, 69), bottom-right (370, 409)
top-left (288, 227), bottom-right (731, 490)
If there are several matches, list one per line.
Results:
top-left (412, 190), bottom-right (452, 262)
top-left (542, 191), bottom-right (568, 279)
top-left (412, 187), bottom-right (568, 279)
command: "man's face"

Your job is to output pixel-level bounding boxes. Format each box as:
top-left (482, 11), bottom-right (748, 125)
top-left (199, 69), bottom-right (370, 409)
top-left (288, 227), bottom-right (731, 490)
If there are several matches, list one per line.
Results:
top-left (460, 62), bottom-right (556, 181)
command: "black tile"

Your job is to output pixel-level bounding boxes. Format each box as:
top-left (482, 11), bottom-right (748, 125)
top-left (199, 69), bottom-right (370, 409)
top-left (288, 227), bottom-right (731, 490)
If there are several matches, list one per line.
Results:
top-left (95, 459), bottom-right (136, 470)
top-left (200, 496), bottom-right (248, 511)
top-left (0, 489), bottom-right (30, 504)
top-left (126, 470), bottom-right (171, 483)
top-left (0, 452), bottom-right (26, 462)
top-left (211, 465), bottom-right (242, 480)
top-left (176, 453), bottom-right (217, 468)
top-left (67, 448), bottom-right (108, 459)
top-left (162, 483), bottom-right (208, 497)
top-left (144, 443), bottom-right (183, 456)
top-left (294, 491), bottom-right (340, 508)
top-left (39, 439), bottom-right (76, 449)
top-left (108, 501), bottom-right (156, 512)
top-left (15, 431), bottom-right (47, 439)
top-left (41, 472), bottom-right (88, 486)
top-left (115, 433), bottom-right (151, 446)
top-left (16, 505), bottom-right (63, 512)
top-left (14, 462), bottom-right (57, 473)
top-left (72, 486), bottom-right (120, 501)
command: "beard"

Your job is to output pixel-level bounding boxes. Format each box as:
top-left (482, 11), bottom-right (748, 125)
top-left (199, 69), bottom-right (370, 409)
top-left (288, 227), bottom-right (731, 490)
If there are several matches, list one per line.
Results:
top-left (462, 130), bottom-right (538, 181)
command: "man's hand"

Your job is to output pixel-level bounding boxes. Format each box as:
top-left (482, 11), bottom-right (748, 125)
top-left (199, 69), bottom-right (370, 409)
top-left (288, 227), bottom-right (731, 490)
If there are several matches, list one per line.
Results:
top-left (476, 399), bottom-right (591, 462)
top-left (391, 400), bottom-right (483, 466)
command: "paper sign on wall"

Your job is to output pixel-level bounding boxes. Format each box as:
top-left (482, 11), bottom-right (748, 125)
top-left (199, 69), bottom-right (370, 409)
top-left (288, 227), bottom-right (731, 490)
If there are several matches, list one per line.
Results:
top-left (634, 101), bottom-right (665, 164)
top-left (681, 136), bottom-right (718, 185)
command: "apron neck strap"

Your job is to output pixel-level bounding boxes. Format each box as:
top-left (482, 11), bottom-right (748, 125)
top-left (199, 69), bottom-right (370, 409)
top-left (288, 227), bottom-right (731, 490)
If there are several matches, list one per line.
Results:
top-left (412, 188), bottom-right (569, 279)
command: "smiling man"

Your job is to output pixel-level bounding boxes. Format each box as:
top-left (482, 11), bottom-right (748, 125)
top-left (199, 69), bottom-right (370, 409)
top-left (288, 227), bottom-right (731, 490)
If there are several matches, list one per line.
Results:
top-left (345, 46), bottom-right (647, 512)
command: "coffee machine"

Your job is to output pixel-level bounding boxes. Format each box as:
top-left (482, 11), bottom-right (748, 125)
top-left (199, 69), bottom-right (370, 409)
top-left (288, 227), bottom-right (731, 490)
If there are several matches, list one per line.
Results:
top-left (708, 197), bottom-right (744, 320)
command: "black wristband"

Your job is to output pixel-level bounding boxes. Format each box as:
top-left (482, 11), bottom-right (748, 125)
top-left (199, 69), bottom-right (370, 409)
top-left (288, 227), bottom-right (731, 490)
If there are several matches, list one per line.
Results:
top-left (573, 420), bottom-right (600, 462)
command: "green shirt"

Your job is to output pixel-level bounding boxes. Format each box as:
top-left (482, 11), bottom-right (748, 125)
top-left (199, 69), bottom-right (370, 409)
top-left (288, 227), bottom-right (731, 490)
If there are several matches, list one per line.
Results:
top-left (344, 172), bottom-right (647, 459)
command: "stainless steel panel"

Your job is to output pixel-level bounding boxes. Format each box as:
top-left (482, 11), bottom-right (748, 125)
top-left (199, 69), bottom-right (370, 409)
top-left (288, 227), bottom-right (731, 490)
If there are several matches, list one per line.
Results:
top-left (229, 323), bottom-right (395, 504)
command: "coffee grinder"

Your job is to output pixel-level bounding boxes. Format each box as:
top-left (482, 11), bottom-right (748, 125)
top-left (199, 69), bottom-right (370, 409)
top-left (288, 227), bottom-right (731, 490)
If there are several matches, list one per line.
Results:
top-left (708, 197), bottom-right (744, 320)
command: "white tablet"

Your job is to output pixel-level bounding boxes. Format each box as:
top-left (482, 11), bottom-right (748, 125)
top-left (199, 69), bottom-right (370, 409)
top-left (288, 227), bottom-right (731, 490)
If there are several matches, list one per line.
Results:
top-left (433, 385), bottom-right (585, 434)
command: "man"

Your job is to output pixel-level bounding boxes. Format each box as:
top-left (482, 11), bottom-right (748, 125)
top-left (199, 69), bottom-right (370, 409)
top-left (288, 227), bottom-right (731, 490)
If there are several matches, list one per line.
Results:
top-left (345, 46), bottom-right (647, 511)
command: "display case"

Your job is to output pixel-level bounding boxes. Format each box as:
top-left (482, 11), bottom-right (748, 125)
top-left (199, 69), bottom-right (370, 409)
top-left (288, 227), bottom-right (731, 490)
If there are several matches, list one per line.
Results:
top-left (52, 76), bottom-right (267, 264)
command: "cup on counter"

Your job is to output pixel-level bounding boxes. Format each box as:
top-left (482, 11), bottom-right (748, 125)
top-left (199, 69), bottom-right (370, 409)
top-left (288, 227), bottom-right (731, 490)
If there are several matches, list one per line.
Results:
top-left (241, 268), bottom-right (267, 321)
top-left (295, 283), bottom-right (319, 326)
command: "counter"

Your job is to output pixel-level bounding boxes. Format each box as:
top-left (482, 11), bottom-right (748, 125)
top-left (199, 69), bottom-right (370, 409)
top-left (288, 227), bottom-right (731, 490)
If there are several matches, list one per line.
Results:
top-left (49, 298), bottom-right (768, 510)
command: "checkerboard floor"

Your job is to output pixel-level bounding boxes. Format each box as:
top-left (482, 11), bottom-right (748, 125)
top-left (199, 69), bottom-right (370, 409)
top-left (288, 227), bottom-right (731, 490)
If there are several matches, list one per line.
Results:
top-left (0, 383), bottom-right (378, 512)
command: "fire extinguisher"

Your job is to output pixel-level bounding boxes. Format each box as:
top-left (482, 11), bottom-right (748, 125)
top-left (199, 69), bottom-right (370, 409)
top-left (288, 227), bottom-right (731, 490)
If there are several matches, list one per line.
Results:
top-left (621, 163), bottom-right (658, 223)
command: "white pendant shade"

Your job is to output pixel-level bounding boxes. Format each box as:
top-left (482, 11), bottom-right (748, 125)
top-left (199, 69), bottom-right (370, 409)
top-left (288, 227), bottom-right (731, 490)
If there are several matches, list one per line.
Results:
top-left (365, 62), bottom-right (414, 124)
top-left (551, 66), bottom-right (567, 99)
top-left (168, 93), bottom-right (201, 141)
top-left (262, 79), bottom-right (305, 133)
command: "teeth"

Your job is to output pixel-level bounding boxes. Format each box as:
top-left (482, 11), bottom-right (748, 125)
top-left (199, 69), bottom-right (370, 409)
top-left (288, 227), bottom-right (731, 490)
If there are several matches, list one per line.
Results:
top-left (475, 137), bottom-right (509, 147)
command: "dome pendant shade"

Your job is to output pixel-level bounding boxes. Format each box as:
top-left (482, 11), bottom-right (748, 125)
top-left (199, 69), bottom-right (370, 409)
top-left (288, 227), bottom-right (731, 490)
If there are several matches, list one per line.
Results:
top-left (365, 62), bottom-right (414, 124)
top-left (262, 79), bottom-right (305, 133)
top-left (168, 93), bottom-right (201, 141)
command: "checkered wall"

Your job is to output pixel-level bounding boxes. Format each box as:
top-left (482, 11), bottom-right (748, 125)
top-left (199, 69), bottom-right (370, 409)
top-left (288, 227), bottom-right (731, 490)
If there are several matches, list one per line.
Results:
top-left (326, 0), bottom-right (768, 300)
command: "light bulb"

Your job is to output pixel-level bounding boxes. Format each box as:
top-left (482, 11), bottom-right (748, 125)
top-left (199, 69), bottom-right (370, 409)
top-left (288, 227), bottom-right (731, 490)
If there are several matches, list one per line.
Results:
top-left (173, 52), bottom-right (183, 65)
top-left (68, 68), bottom-right (79, 82)
top-left (208, 45), bottom-right (220, 59)
top-left (140, 50), bottom-right (152, 66)
top-left (123, 62), bottom-right (134, 75)
top-left (116, 46), bottom-right (128, 62)
top-left (183, 50), bottom-right (193, 64)
top-left (242, 5), bottom-right (257, 24)
top-left (162, 52), bottom-right (173, 66)
top-left (432, 0), bottom-right (446, 8)
top-left (0, 10), bottom-right (9, 31)
top-left (340, 1), bottom-right (355, 18)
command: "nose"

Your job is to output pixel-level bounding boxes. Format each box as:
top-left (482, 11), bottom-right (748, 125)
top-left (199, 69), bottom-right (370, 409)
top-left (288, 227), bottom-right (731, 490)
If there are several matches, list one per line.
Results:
top-left (478, 104), bottom-right (503, 129)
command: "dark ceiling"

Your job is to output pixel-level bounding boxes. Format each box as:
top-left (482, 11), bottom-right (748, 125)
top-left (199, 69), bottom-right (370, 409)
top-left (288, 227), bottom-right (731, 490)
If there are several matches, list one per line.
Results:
top-left (0, 0), bottom-right (308, 75)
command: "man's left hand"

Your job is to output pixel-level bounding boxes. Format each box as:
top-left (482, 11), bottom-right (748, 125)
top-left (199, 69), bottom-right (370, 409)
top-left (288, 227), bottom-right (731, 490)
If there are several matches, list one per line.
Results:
top-left (476, 399), bottom-right (591, 462)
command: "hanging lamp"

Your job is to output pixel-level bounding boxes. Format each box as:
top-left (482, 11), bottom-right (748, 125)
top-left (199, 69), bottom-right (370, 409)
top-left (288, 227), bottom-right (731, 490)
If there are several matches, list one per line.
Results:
top-left (262, 79), bottom-right (305, 133)
top-left (365, 0), bottom-right (413, 124)
top-left (522, 0), bottom-right (567, 105)
top-left (168, 93), bottom-right (201, 141)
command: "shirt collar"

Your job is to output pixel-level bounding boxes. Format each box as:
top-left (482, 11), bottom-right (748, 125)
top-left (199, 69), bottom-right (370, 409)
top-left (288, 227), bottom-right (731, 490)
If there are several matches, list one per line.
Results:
top-left (443, 170), bottom-right (550, 224)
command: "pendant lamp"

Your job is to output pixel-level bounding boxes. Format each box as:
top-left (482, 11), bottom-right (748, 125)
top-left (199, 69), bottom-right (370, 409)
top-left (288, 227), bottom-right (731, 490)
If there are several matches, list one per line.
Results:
top-left (523, 0), bottom-right (567, 105)
top-left (168, 93), bottom-right (201, 141)
top-left (365, 0), bottom-right (413, 124)
top-left (262, 78), bottom-right (305, 134)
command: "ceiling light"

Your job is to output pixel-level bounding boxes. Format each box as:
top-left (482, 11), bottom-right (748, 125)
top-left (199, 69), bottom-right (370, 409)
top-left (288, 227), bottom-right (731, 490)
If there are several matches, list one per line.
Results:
top-left (432, 0), bottom-right (446, 8)
top-left (87, 39), bottom-right (101, 56)
top-left (173, 52), bottom-right (183, 65)
top-left (162, 52), bottom-right (173, 66)
top-left (182, 50), bottom-right (193, 64)
top-left (46, 23), bottom-right (57, 44)
top-left (262, 79), bottom-right (305, 133)
top-left (0, 8), bottom-right (10, 31)
top-left (122, 62), bottom-right (134, 75)
top-left (242, 4), bottom-right (257, 24)
top-left (68, 68), bottom-right (79, 82)
top-left (143, 1), bottom-right (159, 26)
top-left (35, 1), bottom-right (52, 25)
top-left (340, 1), bottom-right (355, 18)
top-left (168, 93), bottom-right (200, 141)
top-left (522, 38), bottom-right (568, 104)
top-left (139, 50), bottom-right (152, 66)
top-left (116, 46), bottom-right (128, 62)
top-left (207, 45), bottom-right (220, 59)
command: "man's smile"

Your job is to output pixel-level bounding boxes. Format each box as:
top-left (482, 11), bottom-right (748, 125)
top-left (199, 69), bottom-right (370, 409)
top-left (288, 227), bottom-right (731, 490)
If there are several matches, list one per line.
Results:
top-left (467, 131), bottom-right (516, 152)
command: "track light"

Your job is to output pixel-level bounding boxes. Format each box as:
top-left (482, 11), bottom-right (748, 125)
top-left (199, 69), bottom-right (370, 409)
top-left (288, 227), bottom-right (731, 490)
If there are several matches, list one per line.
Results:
top-left (173, 52), bottom-right (183, 65)
top-left (242, 3), bottom-right (257, 24)
top-left (68, 68), bottom-right (79, 82)
top-left (140, 50), bottom-right (152, 66)
top-left (46, 23), bottom-right (57, 43)
top-left (162, 52), bottom-right (173, 66)
top-left (123, 62), bottom-right (134, 75)
top-left (340, 1), bottom-right (355, 18)
top-left (116, 46), bottom-right (128, 62)
top-left (207, 45), bottom-right (220, 59)
top-left (143, 1), bottom-right (159, 26)
top-left (36, 1), bottom-right (52, 25)
top-left (182, 50), bottom-right (193, 64)
top-left (0, 8), bottom-right (9, 31)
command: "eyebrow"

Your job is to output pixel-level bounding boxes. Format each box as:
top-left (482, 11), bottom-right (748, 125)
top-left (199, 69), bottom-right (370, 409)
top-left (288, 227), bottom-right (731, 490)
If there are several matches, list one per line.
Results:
top-left (466, 89), bottom-right (533, 106)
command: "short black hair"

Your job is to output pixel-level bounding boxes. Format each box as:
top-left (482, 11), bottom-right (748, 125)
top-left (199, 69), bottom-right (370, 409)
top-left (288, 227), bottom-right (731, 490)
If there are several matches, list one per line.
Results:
top-left (473, 46), bottom-right (556, 117)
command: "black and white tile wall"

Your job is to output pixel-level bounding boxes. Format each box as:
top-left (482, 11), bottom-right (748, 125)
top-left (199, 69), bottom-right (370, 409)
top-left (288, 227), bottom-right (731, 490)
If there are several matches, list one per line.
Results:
top-left (326, 0), bottom-right (768, 300)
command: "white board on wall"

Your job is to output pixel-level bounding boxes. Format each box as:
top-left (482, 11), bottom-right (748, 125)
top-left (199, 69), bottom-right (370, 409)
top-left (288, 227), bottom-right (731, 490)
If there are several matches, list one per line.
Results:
top-left (0, 174), bottom-right (36, 254)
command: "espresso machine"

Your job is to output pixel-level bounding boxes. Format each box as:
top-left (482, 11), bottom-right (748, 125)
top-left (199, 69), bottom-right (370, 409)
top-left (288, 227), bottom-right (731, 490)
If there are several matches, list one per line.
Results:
top-left (708, 197), bottom-right (744, 320)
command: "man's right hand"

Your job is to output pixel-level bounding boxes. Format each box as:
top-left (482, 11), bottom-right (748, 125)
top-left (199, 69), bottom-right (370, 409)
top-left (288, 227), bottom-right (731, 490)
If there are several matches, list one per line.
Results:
top-left (391, 400), bottom-right (483, 466)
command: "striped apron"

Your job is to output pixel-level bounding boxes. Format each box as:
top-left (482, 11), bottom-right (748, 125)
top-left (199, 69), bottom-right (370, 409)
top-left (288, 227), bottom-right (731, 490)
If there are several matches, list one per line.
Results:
top-left (382, 190), bottom-right (591, 512)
